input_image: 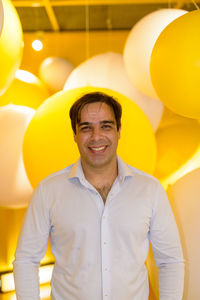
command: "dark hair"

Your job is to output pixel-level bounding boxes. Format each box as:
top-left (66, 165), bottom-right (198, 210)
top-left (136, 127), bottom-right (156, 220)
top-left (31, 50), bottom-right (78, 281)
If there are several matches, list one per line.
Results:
top-left (69, 92), bottom-right (122, 134)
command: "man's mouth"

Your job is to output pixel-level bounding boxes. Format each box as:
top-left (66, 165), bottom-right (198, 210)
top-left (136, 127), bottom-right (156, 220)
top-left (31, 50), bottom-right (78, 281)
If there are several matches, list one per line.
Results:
top-left (88, 146), bottom-right (107, 153)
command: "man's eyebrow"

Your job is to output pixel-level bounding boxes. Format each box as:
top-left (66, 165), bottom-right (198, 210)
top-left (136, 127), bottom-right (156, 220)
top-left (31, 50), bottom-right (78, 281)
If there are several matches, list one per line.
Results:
top-left (100, 120), bottom-right (115, 125)
top-left (78, 120), bottom-right (115, 127)
top-left (78, 122), bottom-right (90, 127)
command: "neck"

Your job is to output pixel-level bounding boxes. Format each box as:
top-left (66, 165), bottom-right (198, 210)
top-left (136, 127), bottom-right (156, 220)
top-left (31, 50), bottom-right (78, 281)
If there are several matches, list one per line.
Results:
top-left (81, 157), bottom-right (118, 187)
top-left (81, 157), bottom-right (118, 203)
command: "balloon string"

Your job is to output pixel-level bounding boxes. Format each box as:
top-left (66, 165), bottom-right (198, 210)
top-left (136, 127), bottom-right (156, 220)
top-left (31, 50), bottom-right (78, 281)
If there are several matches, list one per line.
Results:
top-left (191, 0), bottom-right (200, 9)
top-left (85, 0), bottom-right (90, 60)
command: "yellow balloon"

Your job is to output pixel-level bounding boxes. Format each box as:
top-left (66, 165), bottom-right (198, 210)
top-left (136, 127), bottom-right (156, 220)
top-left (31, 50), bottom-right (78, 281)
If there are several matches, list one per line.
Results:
top-left (0, 0), bottom-right (23, 95)
top-left (0, 70), bottom-right (50, 109)
top-left (158, 107), bottom-right (193, 129)
top-left (150, 10), bottom-right (200, 119)
top-left (155, 120), bottom-right (200, 188)
top-left (23, 87), bottom-right (156, 188)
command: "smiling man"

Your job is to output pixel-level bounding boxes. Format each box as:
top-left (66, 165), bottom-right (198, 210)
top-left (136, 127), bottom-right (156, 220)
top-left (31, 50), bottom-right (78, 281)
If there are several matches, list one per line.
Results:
top-left (13, 92), bottom-right (184, 300)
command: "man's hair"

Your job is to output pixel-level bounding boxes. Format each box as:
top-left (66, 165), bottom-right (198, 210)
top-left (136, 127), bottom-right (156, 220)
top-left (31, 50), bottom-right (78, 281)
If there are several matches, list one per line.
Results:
top-left (69, 92), bottom-right (122, 134)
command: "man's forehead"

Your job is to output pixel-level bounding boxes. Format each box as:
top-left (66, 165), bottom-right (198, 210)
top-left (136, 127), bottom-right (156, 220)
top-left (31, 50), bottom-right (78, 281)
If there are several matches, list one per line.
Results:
top-left (80, 102), bottom-right (115, 119)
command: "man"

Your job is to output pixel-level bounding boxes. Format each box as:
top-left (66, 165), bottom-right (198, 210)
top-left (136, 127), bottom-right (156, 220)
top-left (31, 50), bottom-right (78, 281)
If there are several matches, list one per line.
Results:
top-left (14, 92), bottom-right (184, 300)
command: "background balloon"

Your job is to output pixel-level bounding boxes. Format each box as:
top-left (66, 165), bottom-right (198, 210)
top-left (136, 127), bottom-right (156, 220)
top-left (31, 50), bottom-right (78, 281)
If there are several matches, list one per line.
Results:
top-left (64, 52), bottom-right (163, 131)
top-left (151, 10), bottom-right (200, 119)
top-left (0, 0), bottom-right (3, 36)
top-left (167, 169), bottom-right (200, 299)
top-left (123, 8), bottom-right (187, 99)
top-left (0, 70), bottom-right (49, 109)
top-left (0, 207), bottom-right (26, 272)
top-left (158, 107), bottom-right (193, 129)
top-left (0, 0), bottom-right (23, 96)
top-left (39, 56), bottom-right (74, 93)
top-left (0, 105), bottom-right (35, 207)
top-left (0, 207), bottom-right (54, 273)
top-left (155, 120), bottom-right (200, 188)
top-left (23, 87), bottom-right (156, 188)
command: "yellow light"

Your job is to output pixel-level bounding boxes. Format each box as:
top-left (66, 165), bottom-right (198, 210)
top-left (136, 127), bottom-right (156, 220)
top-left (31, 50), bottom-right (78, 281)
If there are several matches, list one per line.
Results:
top-left (0, 264), bottom-right (54, 293)
top-left (32, 39), bottom-right (43, 51)
top-left (39, 264), bottom-right (53, 284)
top-left (0, 272), bottom-right (15, 293)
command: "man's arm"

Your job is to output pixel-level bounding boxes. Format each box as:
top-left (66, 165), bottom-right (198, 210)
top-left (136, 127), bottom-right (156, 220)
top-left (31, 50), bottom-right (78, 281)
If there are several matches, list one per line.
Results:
top-left (149, 182), bottom-right (184, 300)
top-left (13, 183), bottom-right (51, 299)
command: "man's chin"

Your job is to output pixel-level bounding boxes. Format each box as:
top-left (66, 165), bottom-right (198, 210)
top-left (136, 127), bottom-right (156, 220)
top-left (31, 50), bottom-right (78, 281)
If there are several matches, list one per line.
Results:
top-left (85, 156), bottom-right (111, 169)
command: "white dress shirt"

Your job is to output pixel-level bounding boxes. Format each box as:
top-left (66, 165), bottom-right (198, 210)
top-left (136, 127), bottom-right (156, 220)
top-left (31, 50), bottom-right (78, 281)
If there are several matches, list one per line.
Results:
top-left (13, 157), bottom-right (184, 300)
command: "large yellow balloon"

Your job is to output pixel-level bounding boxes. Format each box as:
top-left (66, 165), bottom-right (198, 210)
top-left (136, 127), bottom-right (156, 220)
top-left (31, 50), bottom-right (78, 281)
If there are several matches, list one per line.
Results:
top-left (23, 87), bottom-right (156, 188)
top-left (0, 0), bottom-right (23, 96)
top-left (155, 120), bottom-right (200, 188)
top-left (167, 169), bottom-right (200, 299)
top-left (150, 10), bottom-right (200, 119)
top-left (0, 70), bottom-right (50, 109)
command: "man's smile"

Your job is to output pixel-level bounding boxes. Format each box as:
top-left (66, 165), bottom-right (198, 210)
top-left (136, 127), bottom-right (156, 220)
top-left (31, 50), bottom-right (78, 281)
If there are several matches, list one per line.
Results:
top-left (88, 145), bottom-right (108, 153)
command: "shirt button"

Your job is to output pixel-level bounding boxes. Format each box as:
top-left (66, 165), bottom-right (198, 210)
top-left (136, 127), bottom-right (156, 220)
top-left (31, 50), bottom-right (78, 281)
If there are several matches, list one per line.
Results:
top-left (104, 241), bottom-right (107, 245)
top-left (102, 216), bottom-right (106, 219)
top-left (104, 268), bottom-right (108, 271)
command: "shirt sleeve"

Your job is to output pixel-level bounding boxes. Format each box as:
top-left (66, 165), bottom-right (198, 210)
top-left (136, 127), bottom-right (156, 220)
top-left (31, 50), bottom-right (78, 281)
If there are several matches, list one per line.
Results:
top-left (13, 183), bottom-right (51, 300)
top-left (149, 182), bottom-right (185, 300)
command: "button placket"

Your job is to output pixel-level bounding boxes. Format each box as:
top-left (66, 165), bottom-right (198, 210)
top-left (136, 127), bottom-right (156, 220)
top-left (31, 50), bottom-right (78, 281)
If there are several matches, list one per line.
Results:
top-left (101, 211), bottom-right (110, 300)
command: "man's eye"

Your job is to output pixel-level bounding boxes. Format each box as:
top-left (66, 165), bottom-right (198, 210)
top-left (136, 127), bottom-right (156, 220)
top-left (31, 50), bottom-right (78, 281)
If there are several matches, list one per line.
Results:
top-left (80, 126), bottom-right (90, 131)
top-left (102, 124), bottom-right (112, 129)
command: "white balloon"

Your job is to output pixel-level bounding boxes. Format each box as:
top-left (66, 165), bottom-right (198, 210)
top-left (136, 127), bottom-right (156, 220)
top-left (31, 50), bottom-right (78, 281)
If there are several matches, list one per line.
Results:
top-left (39, 56), bottom-right (74, 93)
top-left (0, 0), bottom-right (3, 36)
top-left (167, 169), bottom-right (200, 299)
top-left (64, 52), bottom-right (163, 131)
top-left (123, 8), bottom-right (187, 99)
top-left (0, 105), bottom-right (35, 208)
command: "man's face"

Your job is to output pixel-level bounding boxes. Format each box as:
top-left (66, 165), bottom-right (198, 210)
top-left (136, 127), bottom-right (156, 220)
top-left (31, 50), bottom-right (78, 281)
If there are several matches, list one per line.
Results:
top-left (74, 102), bottom-right (121, 170)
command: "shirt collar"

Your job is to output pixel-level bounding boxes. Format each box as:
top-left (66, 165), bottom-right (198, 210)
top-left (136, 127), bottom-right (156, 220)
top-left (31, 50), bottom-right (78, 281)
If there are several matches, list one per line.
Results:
top-left (68, 156), bottom-right (134, 184)
top-left (117, 156), bottom-right (135, 183)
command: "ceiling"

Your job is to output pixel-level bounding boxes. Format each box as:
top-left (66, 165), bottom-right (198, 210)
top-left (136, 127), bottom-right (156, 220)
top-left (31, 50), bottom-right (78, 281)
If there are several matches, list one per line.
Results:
top-left (11, 0), bottom-right (199, 32)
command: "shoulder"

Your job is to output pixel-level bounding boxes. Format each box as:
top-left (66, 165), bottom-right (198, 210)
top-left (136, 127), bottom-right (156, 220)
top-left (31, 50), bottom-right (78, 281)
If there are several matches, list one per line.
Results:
top-left (124, 160), bottom-right (160, 186)
top-left (39, 163), bottom-right (74, 188)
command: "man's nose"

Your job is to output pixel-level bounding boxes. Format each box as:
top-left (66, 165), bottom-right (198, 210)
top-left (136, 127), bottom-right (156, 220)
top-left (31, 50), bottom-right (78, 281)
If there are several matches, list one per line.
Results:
top-left (91, 126), bottom-right (102, 140)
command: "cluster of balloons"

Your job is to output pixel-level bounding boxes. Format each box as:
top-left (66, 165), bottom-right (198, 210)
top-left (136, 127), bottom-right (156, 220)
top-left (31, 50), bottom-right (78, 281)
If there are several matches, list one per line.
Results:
top-left (1, 2), bottom-right (200, 299)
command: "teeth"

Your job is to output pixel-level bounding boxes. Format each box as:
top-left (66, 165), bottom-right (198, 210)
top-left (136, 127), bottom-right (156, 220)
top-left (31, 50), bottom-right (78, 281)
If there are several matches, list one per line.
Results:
top-left (90, 146), bottom-right (106, 151)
